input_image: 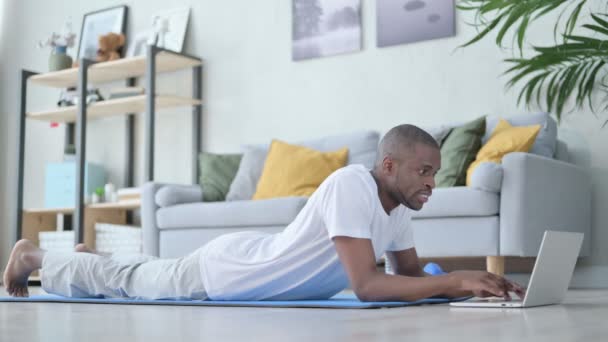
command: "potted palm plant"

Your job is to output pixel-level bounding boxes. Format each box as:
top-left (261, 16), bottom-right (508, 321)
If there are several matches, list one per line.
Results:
top-left (459, 0), bottom-right (608, 125)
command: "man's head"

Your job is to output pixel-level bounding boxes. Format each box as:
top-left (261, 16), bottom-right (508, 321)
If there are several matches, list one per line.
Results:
top-left (372, 124), bottom-right (441, 211)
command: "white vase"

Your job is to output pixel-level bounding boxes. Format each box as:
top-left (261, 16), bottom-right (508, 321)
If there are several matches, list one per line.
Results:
top-left (91, 193), bottom-right (100, 204)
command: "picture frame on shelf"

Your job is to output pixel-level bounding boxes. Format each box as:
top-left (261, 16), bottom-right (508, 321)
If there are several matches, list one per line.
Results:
top-left (149, 7), bottom-right (190, 53)
top-left (77, 5), bottom-right (128, 61)
top-left (126, 30), bottom-right (154, 58)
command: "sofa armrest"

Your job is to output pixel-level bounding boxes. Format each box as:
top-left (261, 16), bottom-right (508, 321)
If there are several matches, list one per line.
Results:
top-left (142, 183), bottom-right (204, 256)
top-left (141, 182), bottom-right (166, 256)
top-left (499, 152), bottom-right (591, 257)
top-left (155, 184), bottom-right (203, 208)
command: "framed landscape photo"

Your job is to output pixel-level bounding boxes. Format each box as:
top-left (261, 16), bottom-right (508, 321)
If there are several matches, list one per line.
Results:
top-left (292, 0), bottom-right (362, 61)
top-left (77, 5), bottom-right (128, 60)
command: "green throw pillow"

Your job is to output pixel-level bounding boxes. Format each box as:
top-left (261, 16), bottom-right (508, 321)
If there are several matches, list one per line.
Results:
top-left (199, 152), bottom-right (243, 202)
top-left (435, 116), bottom-right (486, 187)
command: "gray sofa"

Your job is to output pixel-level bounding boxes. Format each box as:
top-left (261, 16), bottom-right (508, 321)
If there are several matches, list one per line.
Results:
top-left (142, 116), bottom-right (591, 274)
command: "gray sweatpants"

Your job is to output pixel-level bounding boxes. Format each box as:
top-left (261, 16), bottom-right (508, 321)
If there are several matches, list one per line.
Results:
top-left (40, 249), bottom-right (208, 300)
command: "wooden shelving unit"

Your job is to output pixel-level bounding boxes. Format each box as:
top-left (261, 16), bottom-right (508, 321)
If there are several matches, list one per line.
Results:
top-left (24, 199), bottom-right (142, 214)
top-left (29, 51), bottom-right (201, 88)
top-left (17, 45), bottom-right (203, 250)
top-left (27, 95), bottom-right (202, 123)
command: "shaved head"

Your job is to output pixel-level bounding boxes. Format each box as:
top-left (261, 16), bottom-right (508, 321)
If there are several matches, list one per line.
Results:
top-left (375, 124), bottom-right (439, 168)
top-left (371, 124), bottom-right (441, 213)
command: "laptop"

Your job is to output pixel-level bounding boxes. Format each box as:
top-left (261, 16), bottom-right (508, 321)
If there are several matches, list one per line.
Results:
top-left (450, 231), bottom-right (583, 308)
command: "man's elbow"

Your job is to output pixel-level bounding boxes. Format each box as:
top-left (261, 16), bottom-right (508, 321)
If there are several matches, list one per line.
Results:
top-left (354, 290), bottom-right (376, 302)
top-left (352, 280), bottom-right (378, 302)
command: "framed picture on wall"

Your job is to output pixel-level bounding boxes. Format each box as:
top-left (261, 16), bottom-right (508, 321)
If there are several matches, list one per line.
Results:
top-left (292, 0), bottom-right (362, 61)
top-left (377, 0), bottom-right (455, 47)
top-left (77, 5), bottom-right (128, 61)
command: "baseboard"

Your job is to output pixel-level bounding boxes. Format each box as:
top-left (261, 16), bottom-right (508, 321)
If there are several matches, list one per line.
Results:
top-left (570, 265), bottom-right (608, 288)
top-left (506, 265), bottom-right (608, 289)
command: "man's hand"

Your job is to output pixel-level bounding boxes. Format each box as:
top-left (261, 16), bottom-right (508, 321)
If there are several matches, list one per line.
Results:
top-left (449, 270), bottom-right (526, 300)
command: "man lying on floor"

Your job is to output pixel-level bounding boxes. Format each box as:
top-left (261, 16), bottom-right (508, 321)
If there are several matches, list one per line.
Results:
top-left (3, 124), bottom-right (525, 302)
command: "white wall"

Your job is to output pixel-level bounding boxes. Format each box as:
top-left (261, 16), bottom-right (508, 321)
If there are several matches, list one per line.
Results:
top-left (1, 0), bottom-right (607, 286)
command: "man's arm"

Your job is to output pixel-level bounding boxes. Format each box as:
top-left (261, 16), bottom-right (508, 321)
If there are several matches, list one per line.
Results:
top-left (333, 236), bottom-right (525, 302)
top-left (386, 248), bottom-right (478, 298)
top-left (386, 248), bottom-right (426, 277)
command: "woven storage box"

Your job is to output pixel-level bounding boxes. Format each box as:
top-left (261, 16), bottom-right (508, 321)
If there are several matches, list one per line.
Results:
top-left (39, 231), bottom-right (75, 253)
top-left (95, 223), bottom-right (142, 254)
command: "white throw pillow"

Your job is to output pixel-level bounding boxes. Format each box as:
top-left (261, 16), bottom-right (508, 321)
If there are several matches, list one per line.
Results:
top-left (225, 145), bottom-right (267, 201)
top-left (419, 125), bottom-right (453, 145)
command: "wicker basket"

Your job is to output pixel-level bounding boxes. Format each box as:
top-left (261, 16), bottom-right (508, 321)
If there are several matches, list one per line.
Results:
top-left (39, 231), bottom-right (75, 253)
top-left (95, 223), bottom-right (142, 254)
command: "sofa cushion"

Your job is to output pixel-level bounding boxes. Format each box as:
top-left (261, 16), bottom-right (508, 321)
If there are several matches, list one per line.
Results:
top-left (411, 187), bottom-right (499, 218)
top-left (226, 131), bottom-right (379, 201)
top-left (412, 216), bottom-right (499, 257)
top-left (484, 112), bottom-right (557, 158)
top-left (253, 140), bottom-right (348, 200)
top-left (435, 116), bottom-right (486, 187)
top-left (156, 196), bottom-right (308, 229)
top-left (199, 152), bottom-right (242, 202)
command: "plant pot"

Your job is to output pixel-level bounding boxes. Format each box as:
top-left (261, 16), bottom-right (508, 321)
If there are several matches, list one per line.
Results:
top-left (49, 46), bottom-right (73, 72)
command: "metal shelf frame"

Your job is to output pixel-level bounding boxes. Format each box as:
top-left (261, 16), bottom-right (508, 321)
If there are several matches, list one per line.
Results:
top-left (16, 45), bottom-right (203, 245)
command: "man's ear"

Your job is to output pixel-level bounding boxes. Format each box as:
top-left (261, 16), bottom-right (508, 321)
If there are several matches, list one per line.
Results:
top-left (382, 156), bottom-right (395, 175)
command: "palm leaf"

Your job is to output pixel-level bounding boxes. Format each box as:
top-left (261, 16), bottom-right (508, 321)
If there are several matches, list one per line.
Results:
top-left (503, 31), bottom-right (608, 120)
top-left (459, 0), bottom-right (587, 51)
top-left (458, 1), bottom-right (608, 122)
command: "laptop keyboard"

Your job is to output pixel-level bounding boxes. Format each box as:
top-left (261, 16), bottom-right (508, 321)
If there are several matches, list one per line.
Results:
top-left (475, 297), bottom-right (522, 303)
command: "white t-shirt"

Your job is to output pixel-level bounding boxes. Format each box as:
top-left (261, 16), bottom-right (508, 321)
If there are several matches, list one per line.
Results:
top-left (198, 164), bottom-right (415, 300)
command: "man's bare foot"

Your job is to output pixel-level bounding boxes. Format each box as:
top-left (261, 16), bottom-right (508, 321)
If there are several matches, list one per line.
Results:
top-left (3, 239), bottom-right (45, 297)
top-left (74, 244), bottom-right (110, 257)
top-left (75, 243), bottom-right (96, 254)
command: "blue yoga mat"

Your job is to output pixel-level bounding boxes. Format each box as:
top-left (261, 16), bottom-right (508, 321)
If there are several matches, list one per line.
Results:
top-left (0, 293), bottom-right (469, 309)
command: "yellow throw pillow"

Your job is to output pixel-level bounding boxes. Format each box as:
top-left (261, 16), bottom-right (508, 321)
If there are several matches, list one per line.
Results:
top-left (466, 119), bottom-right (541, 185)
top-left (252, 140), bottom-right (349, 200)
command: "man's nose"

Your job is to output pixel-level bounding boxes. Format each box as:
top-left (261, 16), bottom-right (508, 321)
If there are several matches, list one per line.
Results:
top-left (426, 176), bottom-right (436, 189)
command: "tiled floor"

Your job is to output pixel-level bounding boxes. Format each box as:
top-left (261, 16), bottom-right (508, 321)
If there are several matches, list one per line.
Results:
top-left (1, 287), bottom-right (607, 341)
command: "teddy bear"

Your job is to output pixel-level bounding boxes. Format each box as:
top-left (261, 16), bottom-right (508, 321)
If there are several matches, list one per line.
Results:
top-left (96, 32), bottom-right (125, 62)
top-left (72, 32), bottom-right (126, 67)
